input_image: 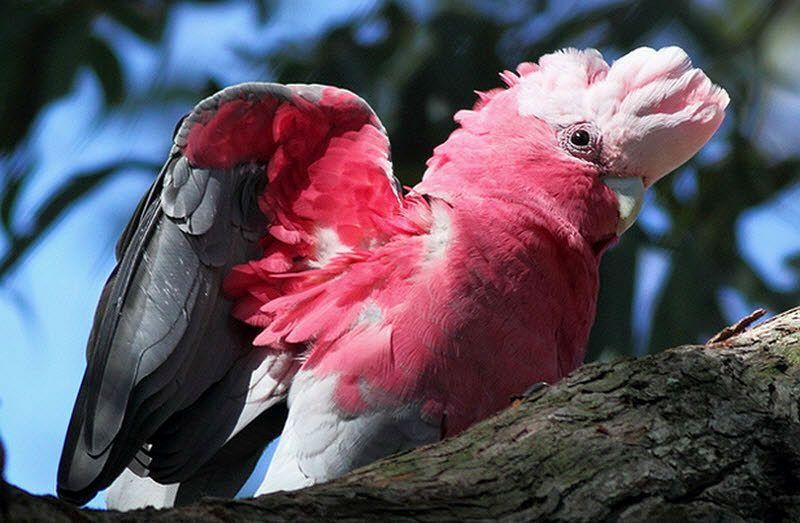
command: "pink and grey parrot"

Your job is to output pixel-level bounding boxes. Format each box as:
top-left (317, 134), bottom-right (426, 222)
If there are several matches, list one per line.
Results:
top-left (57, 46), bottom-right (728, 509)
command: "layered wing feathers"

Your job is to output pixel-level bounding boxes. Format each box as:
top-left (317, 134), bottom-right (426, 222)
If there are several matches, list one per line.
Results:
top-left (58, 82), bottom-right (404, 506)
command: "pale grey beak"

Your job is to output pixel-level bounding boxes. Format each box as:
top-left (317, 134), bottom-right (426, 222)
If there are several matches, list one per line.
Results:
top-left (601, 177), bottom-right (645, 235)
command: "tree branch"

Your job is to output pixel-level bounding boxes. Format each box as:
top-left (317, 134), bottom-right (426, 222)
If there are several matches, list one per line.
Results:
top-left (4, 307), bottom-right (800, 521)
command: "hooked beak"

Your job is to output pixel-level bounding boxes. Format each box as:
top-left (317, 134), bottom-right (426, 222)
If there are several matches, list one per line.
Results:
top-left (602, 176), bottom-right (645, 235)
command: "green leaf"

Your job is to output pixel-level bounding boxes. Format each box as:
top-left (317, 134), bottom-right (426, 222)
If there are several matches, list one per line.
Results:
top-left (87, 36), bottom-right (125, 105)
top-left (0, 160), bottom-right (158, 281)
top-left (102, 2), bottom-right (169, 42)
top-left (0, 171), bottom-right (25, 234)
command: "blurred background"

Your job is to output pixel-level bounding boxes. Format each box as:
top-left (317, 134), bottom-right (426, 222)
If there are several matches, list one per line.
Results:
top-left (1, 0), bottom-right (798, 508)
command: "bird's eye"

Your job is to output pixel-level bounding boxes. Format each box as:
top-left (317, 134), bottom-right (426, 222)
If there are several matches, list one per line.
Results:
top-left (561, 123), bottom-right (601, 161)
top-left (570, 129), bottom-right (591, 147)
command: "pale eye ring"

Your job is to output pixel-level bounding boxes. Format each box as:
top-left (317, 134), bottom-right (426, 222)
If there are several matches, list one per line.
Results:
top-left (561, 122), bottom-right (601, 161)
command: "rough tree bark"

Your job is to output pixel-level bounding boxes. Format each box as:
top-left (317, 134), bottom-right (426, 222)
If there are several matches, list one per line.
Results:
top-left (3, 307), bottom-right (800, 522)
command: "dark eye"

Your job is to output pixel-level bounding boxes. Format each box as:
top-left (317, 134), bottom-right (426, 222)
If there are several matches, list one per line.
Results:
top-left (561, 122), bottom-right (601, 161)
top-left (570, 129), bottom-right (591, 147)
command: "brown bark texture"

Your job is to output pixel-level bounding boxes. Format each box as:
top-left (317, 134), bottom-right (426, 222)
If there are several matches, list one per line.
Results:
top-left (3, 307), bottom-right (800, 522)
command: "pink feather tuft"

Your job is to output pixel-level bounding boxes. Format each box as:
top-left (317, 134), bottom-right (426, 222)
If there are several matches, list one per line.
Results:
top-left (499, 70), bottom-right (519, 87)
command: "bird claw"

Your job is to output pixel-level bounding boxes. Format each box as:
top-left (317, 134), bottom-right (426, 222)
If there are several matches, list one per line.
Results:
top-left (522, 381), bottom-right (550, 397)
top-left (511, 381), bottom-right (550, 402)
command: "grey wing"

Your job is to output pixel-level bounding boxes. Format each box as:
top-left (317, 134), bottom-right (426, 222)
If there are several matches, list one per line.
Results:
top-left (57, 151), bottom-right (273, 505)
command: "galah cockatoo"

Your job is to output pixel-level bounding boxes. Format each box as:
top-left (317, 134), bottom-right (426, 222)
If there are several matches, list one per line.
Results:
top-left (57, 46), bottom-right (728, 509)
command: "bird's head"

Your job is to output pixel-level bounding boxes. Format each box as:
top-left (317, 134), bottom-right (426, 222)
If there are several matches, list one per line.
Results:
top-left (422, 46), bottom-right (729, 248)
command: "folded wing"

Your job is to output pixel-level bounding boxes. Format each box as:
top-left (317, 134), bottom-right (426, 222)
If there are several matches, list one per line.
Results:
top-left (58, 83), bottom-right (401, 506)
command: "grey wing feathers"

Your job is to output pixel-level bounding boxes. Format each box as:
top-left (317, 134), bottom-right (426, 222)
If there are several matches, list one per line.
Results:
top-left (172, 397), bottom-right (290, 503)
top-left (146, 349), bottom-right (298, 482)
top-left (57, 149), bottom-right (271, 505)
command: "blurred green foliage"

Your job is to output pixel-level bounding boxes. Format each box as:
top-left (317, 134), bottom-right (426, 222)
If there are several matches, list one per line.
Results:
top-left (1, 0), bottom-right (798, 358)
